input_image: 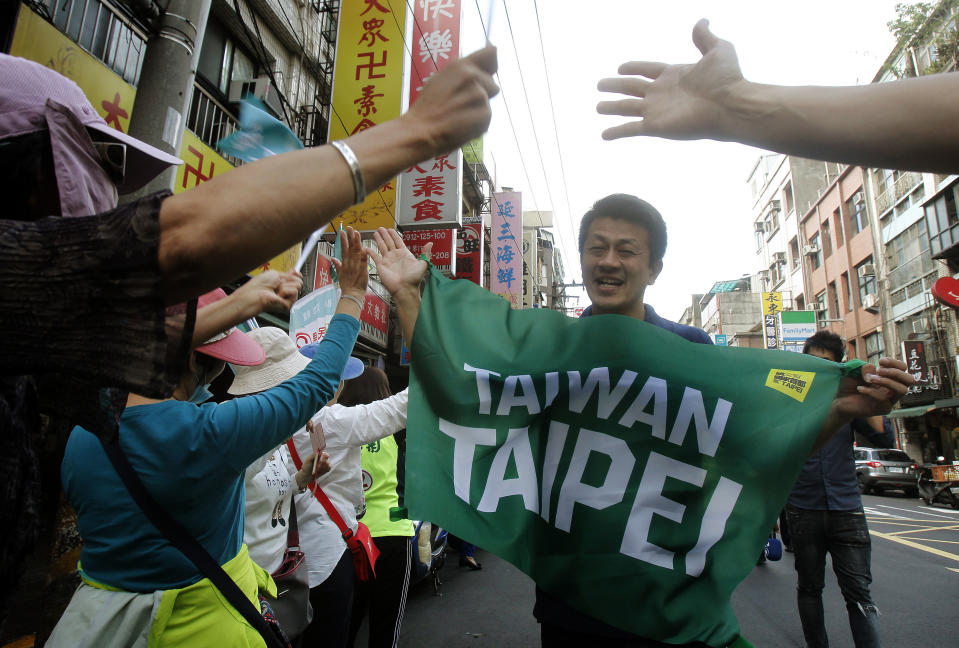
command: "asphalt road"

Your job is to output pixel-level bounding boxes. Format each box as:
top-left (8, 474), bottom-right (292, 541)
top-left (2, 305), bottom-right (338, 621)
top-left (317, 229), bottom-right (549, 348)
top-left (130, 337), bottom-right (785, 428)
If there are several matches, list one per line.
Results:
top-left (373, 493), bottom-right (958, 647)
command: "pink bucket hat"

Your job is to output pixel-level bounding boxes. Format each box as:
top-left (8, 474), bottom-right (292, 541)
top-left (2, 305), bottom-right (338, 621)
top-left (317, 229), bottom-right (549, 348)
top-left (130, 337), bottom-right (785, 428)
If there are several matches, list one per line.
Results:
top-left (194, 289), bottom-right (266, 366)
top-left (0, 54), bottom-right (181, 207)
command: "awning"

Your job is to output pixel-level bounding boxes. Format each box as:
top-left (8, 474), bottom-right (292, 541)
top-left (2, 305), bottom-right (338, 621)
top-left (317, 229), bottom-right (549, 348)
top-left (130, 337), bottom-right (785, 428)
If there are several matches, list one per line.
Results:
top-left (887, 404), bottom-right (936, 419)
top-left (887, 396), bottom-right (959, 419)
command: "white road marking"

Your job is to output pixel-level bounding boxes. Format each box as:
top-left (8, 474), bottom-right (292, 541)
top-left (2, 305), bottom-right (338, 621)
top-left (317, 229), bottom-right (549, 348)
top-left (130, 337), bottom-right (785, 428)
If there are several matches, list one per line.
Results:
top-left (863, 507), bottom-right (909, 519)
top-left (875, 504), bottom-right (958, 520)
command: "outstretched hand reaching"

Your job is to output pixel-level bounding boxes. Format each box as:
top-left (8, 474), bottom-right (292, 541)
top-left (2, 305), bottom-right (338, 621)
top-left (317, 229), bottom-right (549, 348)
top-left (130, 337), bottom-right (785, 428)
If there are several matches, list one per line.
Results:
top-left (597, 19), bottom-right (745, 141)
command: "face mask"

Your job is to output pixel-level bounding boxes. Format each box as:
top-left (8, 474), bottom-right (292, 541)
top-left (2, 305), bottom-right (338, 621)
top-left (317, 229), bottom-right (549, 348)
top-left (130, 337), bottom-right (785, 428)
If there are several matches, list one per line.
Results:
top-left (188, 383), bottom-right (214, 404)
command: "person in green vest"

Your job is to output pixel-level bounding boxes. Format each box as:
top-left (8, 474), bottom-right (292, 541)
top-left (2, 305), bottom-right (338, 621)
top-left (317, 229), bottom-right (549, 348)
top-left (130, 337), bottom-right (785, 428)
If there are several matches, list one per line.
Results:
top-left (343, 367), bottom-right (415, 648)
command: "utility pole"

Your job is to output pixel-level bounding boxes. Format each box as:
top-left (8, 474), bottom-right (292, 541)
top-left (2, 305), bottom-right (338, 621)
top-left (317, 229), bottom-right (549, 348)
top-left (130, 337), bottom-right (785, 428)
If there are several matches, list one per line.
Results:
top-left (127, 0), bottom-right (212, 197)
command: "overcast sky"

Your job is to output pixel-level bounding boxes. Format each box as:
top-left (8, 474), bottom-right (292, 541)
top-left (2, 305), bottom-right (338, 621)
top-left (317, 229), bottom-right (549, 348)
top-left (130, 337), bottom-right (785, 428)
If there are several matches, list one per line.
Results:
top-left (455, 0), bottom-right (910, 320)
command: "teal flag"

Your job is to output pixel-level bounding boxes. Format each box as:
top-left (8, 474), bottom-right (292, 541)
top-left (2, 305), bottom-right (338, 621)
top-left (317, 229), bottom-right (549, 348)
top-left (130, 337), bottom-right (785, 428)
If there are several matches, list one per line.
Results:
top-left (218, 96), bottom-right (303, 163)
top-left (407, 268), bottom-right (859, 647)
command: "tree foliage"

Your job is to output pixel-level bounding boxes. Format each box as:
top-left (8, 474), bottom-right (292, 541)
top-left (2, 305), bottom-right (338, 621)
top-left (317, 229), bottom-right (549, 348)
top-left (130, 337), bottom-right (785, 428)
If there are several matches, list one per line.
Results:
top-left (887, 0), bottom-right (959, 75)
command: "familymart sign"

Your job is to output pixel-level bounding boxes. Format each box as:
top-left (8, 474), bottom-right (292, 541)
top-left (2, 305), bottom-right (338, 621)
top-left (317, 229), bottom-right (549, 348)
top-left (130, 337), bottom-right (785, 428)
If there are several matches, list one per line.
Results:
top-left (407, 269), bottom-right (849, 647)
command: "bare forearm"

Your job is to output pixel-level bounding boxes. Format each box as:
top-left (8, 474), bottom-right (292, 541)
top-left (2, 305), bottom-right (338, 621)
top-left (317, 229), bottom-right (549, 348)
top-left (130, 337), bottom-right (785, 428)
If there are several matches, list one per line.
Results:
top-left (393, 286), bottom-right (421, 347)
top-left (191, 295), bottom-right (257, 346)
top-left (157, 115), bottom-right (433, 304)
top-left (721, 74), bottom-right (959, 173)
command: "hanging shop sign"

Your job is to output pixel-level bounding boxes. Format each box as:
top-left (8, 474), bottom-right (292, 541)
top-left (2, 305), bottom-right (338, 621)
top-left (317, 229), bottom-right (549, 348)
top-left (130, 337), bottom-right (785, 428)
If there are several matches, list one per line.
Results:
top-left (328, 0), bottom-right (407, 232)
top-left (396, 0), bottom-right (462, 230)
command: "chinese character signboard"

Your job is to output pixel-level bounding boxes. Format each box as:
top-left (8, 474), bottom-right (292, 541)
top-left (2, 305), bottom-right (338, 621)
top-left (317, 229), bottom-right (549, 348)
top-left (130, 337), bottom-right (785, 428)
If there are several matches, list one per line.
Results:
top-left (328, 0), bottom-right (407, 231)
top-left (902, 340), bottom-right (930, 394)
top-left (523, 230), bottom-right (538, 308)
top-left (359, 291), bottom-right (389, 347)
top-left (397, 0), bottom-right (462, 230)
top-left (314, 253), bottom-right (334, 289)
top-left (290, 284), bottom-right (339, 348)
top-left (761, 292), bottom-right (782, 350)
top-left (454, 222), bottom-right (483, 285)
top-left (490, 192), bottom-right (523, 307)
top-left (402, 229), bottom-right (455, 275)
top-left (463, 136), bottom-right (483, 164)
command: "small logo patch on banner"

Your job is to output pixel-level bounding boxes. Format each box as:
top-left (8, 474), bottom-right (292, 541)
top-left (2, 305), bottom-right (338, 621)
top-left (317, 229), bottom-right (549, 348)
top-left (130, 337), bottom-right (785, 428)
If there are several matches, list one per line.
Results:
top-left (765, 369), bottom-right (816, 402)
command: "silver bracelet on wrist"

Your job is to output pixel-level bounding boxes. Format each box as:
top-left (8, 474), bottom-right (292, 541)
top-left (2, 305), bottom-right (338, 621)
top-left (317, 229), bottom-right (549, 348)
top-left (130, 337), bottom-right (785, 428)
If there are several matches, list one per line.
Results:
top-left (330, 140), bottom-right (366, 205)
top-left (340, 293), bottom-right (364, 311)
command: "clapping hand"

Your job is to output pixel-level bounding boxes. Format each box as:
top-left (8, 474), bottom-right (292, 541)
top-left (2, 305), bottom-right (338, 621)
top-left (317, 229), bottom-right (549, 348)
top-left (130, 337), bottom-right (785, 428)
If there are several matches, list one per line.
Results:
top-left (369, 228), bottom-right (430, 298)
top-left (332, 226), bottom-right (369, 301)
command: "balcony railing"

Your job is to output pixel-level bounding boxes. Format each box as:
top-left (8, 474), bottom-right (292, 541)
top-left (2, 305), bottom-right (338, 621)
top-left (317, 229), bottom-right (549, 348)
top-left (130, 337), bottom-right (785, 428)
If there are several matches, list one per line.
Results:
top-left (874, 171), bottom-right (921, 215)
top-left (187, 83), bottom-right (241, 166)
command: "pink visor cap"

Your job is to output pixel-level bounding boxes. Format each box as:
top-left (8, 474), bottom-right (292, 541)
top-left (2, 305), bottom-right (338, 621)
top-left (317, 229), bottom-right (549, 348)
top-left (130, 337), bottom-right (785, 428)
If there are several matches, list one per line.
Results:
top-left (194, 289), bottom-right (266, 366)
top-left (0, 54), bottom-right (182, 195)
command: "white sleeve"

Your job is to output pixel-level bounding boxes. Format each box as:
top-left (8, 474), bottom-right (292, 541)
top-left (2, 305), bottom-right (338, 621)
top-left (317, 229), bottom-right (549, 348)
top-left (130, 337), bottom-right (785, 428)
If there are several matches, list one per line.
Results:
top-left (312, 388), bottom-right (408, 449)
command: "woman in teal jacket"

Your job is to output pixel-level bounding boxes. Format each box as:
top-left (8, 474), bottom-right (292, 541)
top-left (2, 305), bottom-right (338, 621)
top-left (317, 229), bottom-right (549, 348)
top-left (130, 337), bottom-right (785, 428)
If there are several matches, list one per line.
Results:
top-left (49, 228), bottom-right (368, 647)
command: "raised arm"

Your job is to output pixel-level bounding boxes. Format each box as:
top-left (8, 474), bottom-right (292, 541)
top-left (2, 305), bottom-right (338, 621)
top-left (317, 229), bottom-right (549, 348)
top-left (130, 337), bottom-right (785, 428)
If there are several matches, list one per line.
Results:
top-left (313, 388), bottom-right (409, 448)
top-left (191, 269), bottom-right (302, 346)
top-left (158, 46), bottom-right (499, 304)
top-left (369, 228), bottom-right (430, 344)
top-left (209, 228), bottom-right (369, 470)
top-left (597, 19), bottom-right (959, 174)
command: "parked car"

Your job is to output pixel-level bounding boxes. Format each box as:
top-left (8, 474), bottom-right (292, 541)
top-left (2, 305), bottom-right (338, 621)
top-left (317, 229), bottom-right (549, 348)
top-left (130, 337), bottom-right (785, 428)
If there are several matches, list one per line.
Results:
top-left (854, 447), bottom-right (919, 496)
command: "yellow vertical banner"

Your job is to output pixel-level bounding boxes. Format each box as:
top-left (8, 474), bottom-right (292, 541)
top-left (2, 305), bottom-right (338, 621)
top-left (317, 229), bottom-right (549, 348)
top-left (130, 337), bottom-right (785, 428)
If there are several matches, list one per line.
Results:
top-left (328, 0), bottom-right (407, 232)
top-left (761, 292), bottom-right (783, 350)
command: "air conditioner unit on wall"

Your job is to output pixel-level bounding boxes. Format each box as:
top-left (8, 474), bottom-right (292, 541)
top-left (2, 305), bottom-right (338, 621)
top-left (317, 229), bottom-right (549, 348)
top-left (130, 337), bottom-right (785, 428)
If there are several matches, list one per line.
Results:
top-left (229, 76), bottom-right (285, 117)
top-left (773, 251), bottom-right (787, 263)
top-left (754, 221), bottom-right (766, 233)
top-left (862, 293), bottom-right (880, 312)
top-left (802, 244), bottom-right (821, 256)
top-left (912, 317), bottom-right (931, 333)
top-left (857, 263), bottom-right (876, 278)
top-left (767, 199), bottom-right (782, 214)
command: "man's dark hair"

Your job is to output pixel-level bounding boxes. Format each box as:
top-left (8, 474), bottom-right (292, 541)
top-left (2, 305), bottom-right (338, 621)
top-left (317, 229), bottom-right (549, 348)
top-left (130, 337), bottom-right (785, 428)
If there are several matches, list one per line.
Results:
top-left (578, 194), bottom-right (667, 263)
top-left (802, 330), bottom-right (844, 362)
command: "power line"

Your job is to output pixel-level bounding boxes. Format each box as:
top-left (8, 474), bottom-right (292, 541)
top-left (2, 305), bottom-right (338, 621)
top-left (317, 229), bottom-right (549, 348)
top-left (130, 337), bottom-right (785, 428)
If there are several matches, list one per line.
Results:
top-left (532, 0), bottom-right (580, 280)
top-left (500, 0), bottom-right (576, 276)
top-left (470, 0), bottom-right (543, 219)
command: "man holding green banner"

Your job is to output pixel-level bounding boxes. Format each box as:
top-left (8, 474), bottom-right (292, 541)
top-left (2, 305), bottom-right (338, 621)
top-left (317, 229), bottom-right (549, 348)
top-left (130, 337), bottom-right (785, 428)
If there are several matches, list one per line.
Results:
top-left (368, 194), bottom-right (911, 648)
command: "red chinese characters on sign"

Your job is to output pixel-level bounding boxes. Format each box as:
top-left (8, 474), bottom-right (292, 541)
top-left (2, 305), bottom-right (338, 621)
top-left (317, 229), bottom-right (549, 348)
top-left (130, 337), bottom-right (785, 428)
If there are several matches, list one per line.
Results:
top-left (453, 222), bottom-right (482, 284)
top-left (397, 0), bottom-right (462, 230)
top-left (358, 291), bottom-right (389, 347)
top-left (403, 229), bottom-right (455, 275)
top-left (182, 145), bottom-right (214, 189)
top-left (314, 254), bottom-right (333, 289)
top-left (101, 92), bottom-right (129, 131)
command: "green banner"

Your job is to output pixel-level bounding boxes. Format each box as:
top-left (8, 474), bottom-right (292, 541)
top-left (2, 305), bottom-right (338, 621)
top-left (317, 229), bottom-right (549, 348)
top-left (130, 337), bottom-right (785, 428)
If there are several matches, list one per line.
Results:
top-left (408, 268), bottom-right (849, 647)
